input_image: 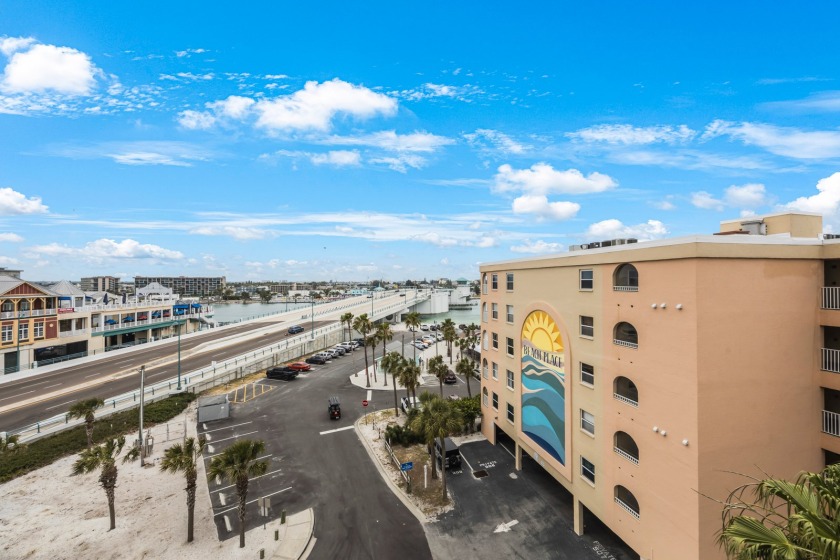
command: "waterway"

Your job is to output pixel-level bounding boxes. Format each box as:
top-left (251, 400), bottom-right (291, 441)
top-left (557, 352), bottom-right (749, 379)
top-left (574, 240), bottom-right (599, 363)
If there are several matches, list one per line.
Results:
top-left (210, 301), bottom-right (479, 326)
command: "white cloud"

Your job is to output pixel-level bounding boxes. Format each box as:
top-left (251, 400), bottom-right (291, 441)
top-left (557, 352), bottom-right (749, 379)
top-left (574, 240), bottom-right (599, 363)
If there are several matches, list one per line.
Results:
top-left (53, 141), bottom-right (212, 167)
top-left (464, 129), bottom-right (528, 155)
top-left (175, 48), bottom-right (207, 58)
top-left (0, 256), bottom-right (19, 266)
top-left (30, 239), bottom-right (183, 260)
top-left (178, 109), bottom-right (216, 130)
top-left (189, 226), bottom-right (275, 240)
top-left (0, 232), bottom-right (23, 242)
top-left (394, 83), bottom-right (483, 102)
top-left (310, 150), bottom-right (361, 166)
top-left (0, 187), bottom-right (48, 215)
top-left (785, 172), bottom-right (840, 215)
top-left (493, 163), bottom-right (617, 195)
top-left (108, 152), bottom-right (194, 166)
top-left (760, 90), bottom-right (840, 112)
top-left (586, 219), bottom-right (668, 240)
top-left (691, 191), bottom-right (725, 211)
top-left (703, 120), bottom-right (840, 159)
top-left (410, 232), bottom-right (459, 247)
top-left (324, 130), bottom-right (452, 152)
top-left (255, 79), bottom-right (397, 132)
top-left (510, 239), bottom-right (564, 253)
top-left (0, 36), bottom-right (36, 56)
top-left (512, 195), bottom-right (580, 220)
top-left (568, 124), bottom-right (696, 145)
top-left (368, 154), bottom-right (427, 173)
top-left (210, 95), bottom-right (255, 119)
top-left (2, 43), bottom-right (98, 95)
top-left (725, 183), bottom-right (768, 208)
top-left (651, 200), bottom-right (676, 210)
top-left (175, 72), bottom-right (214, 81)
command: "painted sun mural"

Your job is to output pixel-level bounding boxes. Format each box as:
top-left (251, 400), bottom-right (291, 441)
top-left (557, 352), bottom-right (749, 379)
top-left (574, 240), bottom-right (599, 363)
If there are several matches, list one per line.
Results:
top-left (521, 310), bottom-right (566, 465)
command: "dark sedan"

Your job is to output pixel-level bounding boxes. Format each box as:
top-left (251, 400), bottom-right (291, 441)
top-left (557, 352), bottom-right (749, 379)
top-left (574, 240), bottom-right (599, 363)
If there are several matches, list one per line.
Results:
top-left (266, 367), bottom-right (299, 381)
top-left (305, 355), bottom-right (328, 365)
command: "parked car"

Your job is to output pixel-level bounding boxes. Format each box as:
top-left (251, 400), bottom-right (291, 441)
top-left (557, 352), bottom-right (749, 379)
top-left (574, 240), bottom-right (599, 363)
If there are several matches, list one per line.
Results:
top-left (287, 362), bottom-right (311, 372)
top-left (444, 371), bottom-right (457, 384)
top-left (305, 355), bottom-right (328, 365)
top-left (336, 342), bottom-right (354, 351)
top-left (288, 325), bottom-right (305, 335)
top-left (436, 332), bottom-right (444, 341)
top-left (434, 437), bottom-right (462, 470)
top-left (266, 367), bottom-right (299, 381)
top-left (331, 346), bottom-right (346, 356)
top-left (414, 339), bottom-right (430, 348)
top-left (420, 324), bottom-right (430, 331)
top-left (352, 338), bottom-right (366, 346)
top-left (429, 324), bottom-right (440, 331)
top-left (321, 349), bottom-right (339, 359)
top-left (400, 396), bottom-right (422, 413)
top-left (412, 342), bottom-right (426, 350)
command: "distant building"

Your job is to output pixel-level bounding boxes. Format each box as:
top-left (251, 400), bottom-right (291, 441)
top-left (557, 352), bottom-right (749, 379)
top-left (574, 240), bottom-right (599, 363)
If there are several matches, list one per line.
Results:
top-left (134, 276), bottom-right (226, 297)
top-left (479, 211), bottom-right (837, 560)
top-left (80, 276), bottom-right (120, 293)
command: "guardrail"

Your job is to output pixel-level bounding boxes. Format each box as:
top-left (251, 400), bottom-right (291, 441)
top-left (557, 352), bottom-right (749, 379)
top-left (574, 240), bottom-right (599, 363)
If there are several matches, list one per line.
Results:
top-left (384, 438), bottom-right (412, 493)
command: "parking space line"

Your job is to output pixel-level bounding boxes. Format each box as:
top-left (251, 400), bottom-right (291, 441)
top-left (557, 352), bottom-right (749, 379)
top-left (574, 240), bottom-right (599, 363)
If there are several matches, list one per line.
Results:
top-left (214, 486), bottom-right (292, 517)
top-left (219, 493), bottom-right (226, 506)
top-left (199, 421), bottom-right (253, 435)
top-left (320, 426), bottom-right (354, 435)
top-left (203, 432), bottom-right (260, 455)
top-left (216, 468), bottom-right (284, 492)
top-left (461, 453), bottom-right (475, 474)
top-left (498, 441), bottom-right (516, 459)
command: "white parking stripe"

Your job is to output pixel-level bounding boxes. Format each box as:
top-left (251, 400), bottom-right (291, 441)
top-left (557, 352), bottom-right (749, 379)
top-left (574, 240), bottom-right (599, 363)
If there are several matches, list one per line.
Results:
top-left (320, 426), bottom-right (355, 435)
top-left (214, 486), bottom-right (292, 517)
top-left (199, 421), bottom-right (253, 435)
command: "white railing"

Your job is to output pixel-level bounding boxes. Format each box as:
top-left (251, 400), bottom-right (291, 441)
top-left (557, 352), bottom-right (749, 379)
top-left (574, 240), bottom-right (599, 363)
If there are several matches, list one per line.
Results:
top-left (823, 410), bottom-right (840, 437)
top-left (614, 446), bottom-right (639, 465)
top-left (615, 497), bottom-right (640, 519)
top-left (613, 393), bottom-right (638, 407)
top-left (613, 339), bottom-right (639, 349)
top-left (822, 348), bottom-right (840, 374)
top-left (59, 329), bottom-right (88, 338)
top-left (613, 286), bottom-right (638, 292)
top-left (823, 287), bottom-right (840, 310)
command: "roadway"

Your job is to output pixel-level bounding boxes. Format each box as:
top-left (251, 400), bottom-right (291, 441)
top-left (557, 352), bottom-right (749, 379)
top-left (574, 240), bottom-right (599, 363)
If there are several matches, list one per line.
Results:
top-left (0, 318), bottom-right (333, 432)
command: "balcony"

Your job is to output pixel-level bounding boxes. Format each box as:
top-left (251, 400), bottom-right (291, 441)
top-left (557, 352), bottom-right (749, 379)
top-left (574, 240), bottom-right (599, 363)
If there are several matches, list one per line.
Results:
top-left (614, 431), bottom-right (640, 465)
top-left (824, 287), bottom-right (840, 310)
top-left (613, 322), bottom-right (638, 349)
top-left (613, 376), bottom-right (639, 407)
top-left (825, 410), bottom-right (840, 437)
top-left (614, 485), bottom-right (640, 519)
top-left (613, 264), bottom-right (639, 292)
top-left (823, 348), bottom-right (840, 374)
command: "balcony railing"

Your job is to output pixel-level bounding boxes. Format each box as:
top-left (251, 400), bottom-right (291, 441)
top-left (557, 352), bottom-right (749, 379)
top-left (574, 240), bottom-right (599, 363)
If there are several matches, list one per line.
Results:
top-left (613, 339), bottom-right (639, 349)
top-left (613, 392), bottom-right (639, 407)
top-left (614, 497), bottom-right (640, 519)
top-left (613, 285), bottom-right (639, 292)
top-left (59, 329), bottom-right (88, 338)
top-left (823, 410), bottom-right (840, 437)
top-left (614, 446), bottom-right (639, 465)
top-left (823, 287), bottom-right (840, 310)
top-left (822, 348), bottom-right (840, 374)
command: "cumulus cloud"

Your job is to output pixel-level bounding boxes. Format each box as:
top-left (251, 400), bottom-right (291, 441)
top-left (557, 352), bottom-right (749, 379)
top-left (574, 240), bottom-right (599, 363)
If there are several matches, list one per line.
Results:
top-left (0, 187), bottom-right (48, 215)
top-left (178, 109), bottom-right (216, 130)
top-left (510, 239), bottom-right (564, 253)
top-left (464, 129), bottom-right (528, 155)
top-left (586, 219), bottom-right (668, 240)
top-left (568, 124), bottom-right (696, 145)
top-left (493, 163), bottom-right (617, 195)
top-left (691, 191), bottom-right (725, 211)
top-left (368, 154), bottom-right (427, 172)
top-left (324, 130), bottom-right (452, 152)
top-left (785, 172), bottom-right (840, 215)
top-left (210, 95), bottom-right (255, 119)
top-left (29, 239), bottom-right (183, 260)
top-left (0, 36), bottom-right (36, 56)
top-left (691, 183), bottom-right (769, 211)
top-left (1, 42), bottom-right (99, 95)
top-left (0, 232), bottom-right (23, 242)
top-left (512, 195), bottom-right (580, 221)
top-left (703, 120), bottom-right (840, 159)
top-left (309, 150), bottom-right (361, 166)
top-left (255, 79), bottom-right (397, 132)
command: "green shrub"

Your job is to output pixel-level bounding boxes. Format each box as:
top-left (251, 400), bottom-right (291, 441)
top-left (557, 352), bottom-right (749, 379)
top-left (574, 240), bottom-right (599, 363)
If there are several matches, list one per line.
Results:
top-left (384, 423), bottom-right (424, 446)
top-left (0, 393), bottom-right (196, 484)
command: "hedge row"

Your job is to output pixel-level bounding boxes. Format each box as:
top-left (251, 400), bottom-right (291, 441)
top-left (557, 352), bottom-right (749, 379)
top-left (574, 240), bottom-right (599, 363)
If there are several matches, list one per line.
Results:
top-left (0, 392), bottom-right (196, 483)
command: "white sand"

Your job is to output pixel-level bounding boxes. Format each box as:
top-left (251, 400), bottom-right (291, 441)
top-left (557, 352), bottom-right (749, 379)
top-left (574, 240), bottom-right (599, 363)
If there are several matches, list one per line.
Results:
top-left (0, 404), bottom-right (294, 560)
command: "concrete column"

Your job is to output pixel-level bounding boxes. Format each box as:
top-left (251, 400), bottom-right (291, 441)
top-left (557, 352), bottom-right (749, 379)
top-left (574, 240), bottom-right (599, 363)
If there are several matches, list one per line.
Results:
top-left (515, 441), bottom-right (522, 471)
top-left (573, 496), bottom-right (585, 536)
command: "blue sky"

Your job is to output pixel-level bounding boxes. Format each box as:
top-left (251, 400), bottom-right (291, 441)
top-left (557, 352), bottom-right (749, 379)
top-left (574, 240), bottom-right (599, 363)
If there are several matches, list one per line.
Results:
top-left (2, 2), bottom-right (840, 282)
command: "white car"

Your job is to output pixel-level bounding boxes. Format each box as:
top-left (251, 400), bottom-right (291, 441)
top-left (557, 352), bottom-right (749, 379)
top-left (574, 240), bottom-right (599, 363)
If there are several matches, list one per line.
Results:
top-left (400, 396), bottom-right (422, 413)
top-left (420, 324), bottom-right (430, 331)
top-left (436, 332), bottom-right (444, 341)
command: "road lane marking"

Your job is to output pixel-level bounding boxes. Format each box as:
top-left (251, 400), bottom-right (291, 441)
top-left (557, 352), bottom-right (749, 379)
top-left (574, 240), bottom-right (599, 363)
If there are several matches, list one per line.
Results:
top-left (320, 426), bottom-right (354, 435)
top-left (45, 399), bottom-right (75, 411)
top-left (366, 389), bottom-right (372, 401)
top-left (0, 390), bottom-right (35, 402)
top-left (207, 445), bottom-right (215, 453)
top-left (85, 373), bottom-right (103, 379)
top-left (494, 520), bottom-right (519, 533)
top-left (42, 383), bottom-right (62, 390)
top-left (199, 421), bottom-right (252, 435)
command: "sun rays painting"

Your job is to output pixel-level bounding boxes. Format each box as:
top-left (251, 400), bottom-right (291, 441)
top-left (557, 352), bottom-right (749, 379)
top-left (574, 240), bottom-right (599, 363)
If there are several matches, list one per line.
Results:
top-left (521, 310), bottom-right (567, 467)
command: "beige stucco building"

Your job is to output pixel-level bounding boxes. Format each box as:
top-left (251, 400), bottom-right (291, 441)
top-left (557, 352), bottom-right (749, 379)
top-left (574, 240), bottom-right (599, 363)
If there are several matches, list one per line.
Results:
top-left (479, 211), bottom-right (838, 560)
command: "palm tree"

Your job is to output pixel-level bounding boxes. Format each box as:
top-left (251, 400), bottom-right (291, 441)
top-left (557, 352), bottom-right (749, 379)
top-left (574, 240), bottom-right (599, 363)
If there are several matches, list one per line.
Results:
top-left (0, 433), bottom-right (22, 454)
top-left (442, 321), bottom-right (457, 364)
top-left (718, 463), bottom-right (840, 559)
top-left (381, 351), bottom-right (404, 416)
top-left (67, 397), bottom-right (105, 448)
top-left (376, 322), bottom-right (393, 386)
top-left (71, 435), bottom-right (138, 530)
top-left (413, 395), bottom-right (462, 499)
top-left (456, 357), bottom-right (475, 398)
top-left (160, 437), bottom-right (207, 543)
top-left (353, 314), bottom-right (373, 387)
top-left (340, 312), bottom-right (354, 342)
top-left (399, 361), bottom-right (421, 402)
top-left (207, 439), bottom-right (269, 548)
top-left (403, 311), bottom-right (421, 364)
top-left (428, 355), bottom-right (449, 397)
top-left (408, 392), bottom-right (440, 480)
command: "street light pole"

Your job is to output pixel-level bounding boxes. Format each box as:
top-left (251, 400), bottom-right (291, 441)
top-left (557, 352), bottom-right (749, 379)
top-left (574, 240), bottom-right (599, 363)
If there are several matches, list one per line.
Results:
top-left (139, 365), bottom-right (146, 466)
top-left (176, 320), bottom-right (182, 390)
top-left (15, 310), bottom-right (24, 373)
top-left (310, 300), bottom-right (314, 339)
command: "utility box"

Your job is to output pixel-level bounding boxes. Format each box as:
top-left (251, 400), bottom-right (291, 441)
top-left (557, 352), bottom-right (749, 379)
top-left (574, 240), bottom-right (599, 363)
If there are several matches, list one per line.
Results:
top-left (197, 394), bottom-right (230, 423)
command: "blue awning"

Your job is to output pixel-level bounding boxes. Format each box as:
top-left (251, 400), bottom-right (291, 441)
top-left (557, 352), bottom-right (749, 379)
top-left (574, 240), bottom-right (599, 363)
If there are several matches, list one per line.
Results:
top-left (191, 303), bottom-right (202, 308)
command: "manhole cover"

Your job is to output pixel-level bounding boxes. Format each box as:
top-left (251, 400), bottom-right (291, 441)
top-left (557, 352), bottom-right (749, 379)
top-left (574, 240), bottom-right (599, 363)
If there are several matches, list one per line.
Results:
top-left (473, 469), bottom-right (489, 478)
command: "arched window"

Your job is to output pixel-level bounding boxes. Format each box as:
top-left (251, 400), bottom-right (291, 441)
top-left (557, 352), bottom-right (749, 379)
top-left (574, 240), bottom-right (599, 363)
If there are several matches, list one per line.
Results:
top-left (482, 303), bottom-right (488, 322)
top-left (482, 387), bottom-right (488, 406)
top-left (613, 264), bottom-right (639, 291)
top-left (482, 274), bottom-right (488, 294)
top-left (482, 331), bottom-right (489, 350)
top-left (615, 485), bottom-right (640, 518)
top-left (482, 358), bottom-right (488, 379)
top-left (614, 431), bottom-right (639, 464)
top-left (613, 376), bottom-right (638, 406)
top-left (613, 322), bottom-right (638, 348)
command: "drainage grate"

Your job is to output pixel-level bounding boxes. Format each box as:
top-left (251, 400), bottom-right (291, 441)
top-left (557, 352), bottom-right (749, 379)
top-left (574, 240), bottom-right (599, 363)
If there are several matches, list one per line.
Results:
top-left (473, 469), bottom-right (489, 478)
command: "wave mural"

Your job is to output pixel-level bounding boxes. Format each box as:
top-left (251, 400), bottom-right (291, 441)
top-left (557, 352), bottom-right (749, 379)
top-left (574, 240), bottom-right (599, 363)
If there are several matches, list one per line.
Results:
top-left (521, 311), bottom-right (566, 466)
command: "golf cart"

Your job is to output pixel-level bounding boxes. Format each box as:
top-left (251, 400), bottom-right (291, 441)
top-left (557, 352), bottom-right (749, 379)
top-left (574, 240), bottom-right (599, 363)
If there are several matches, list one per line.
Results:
top-left (328, 396), bottom-right (341, 420)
